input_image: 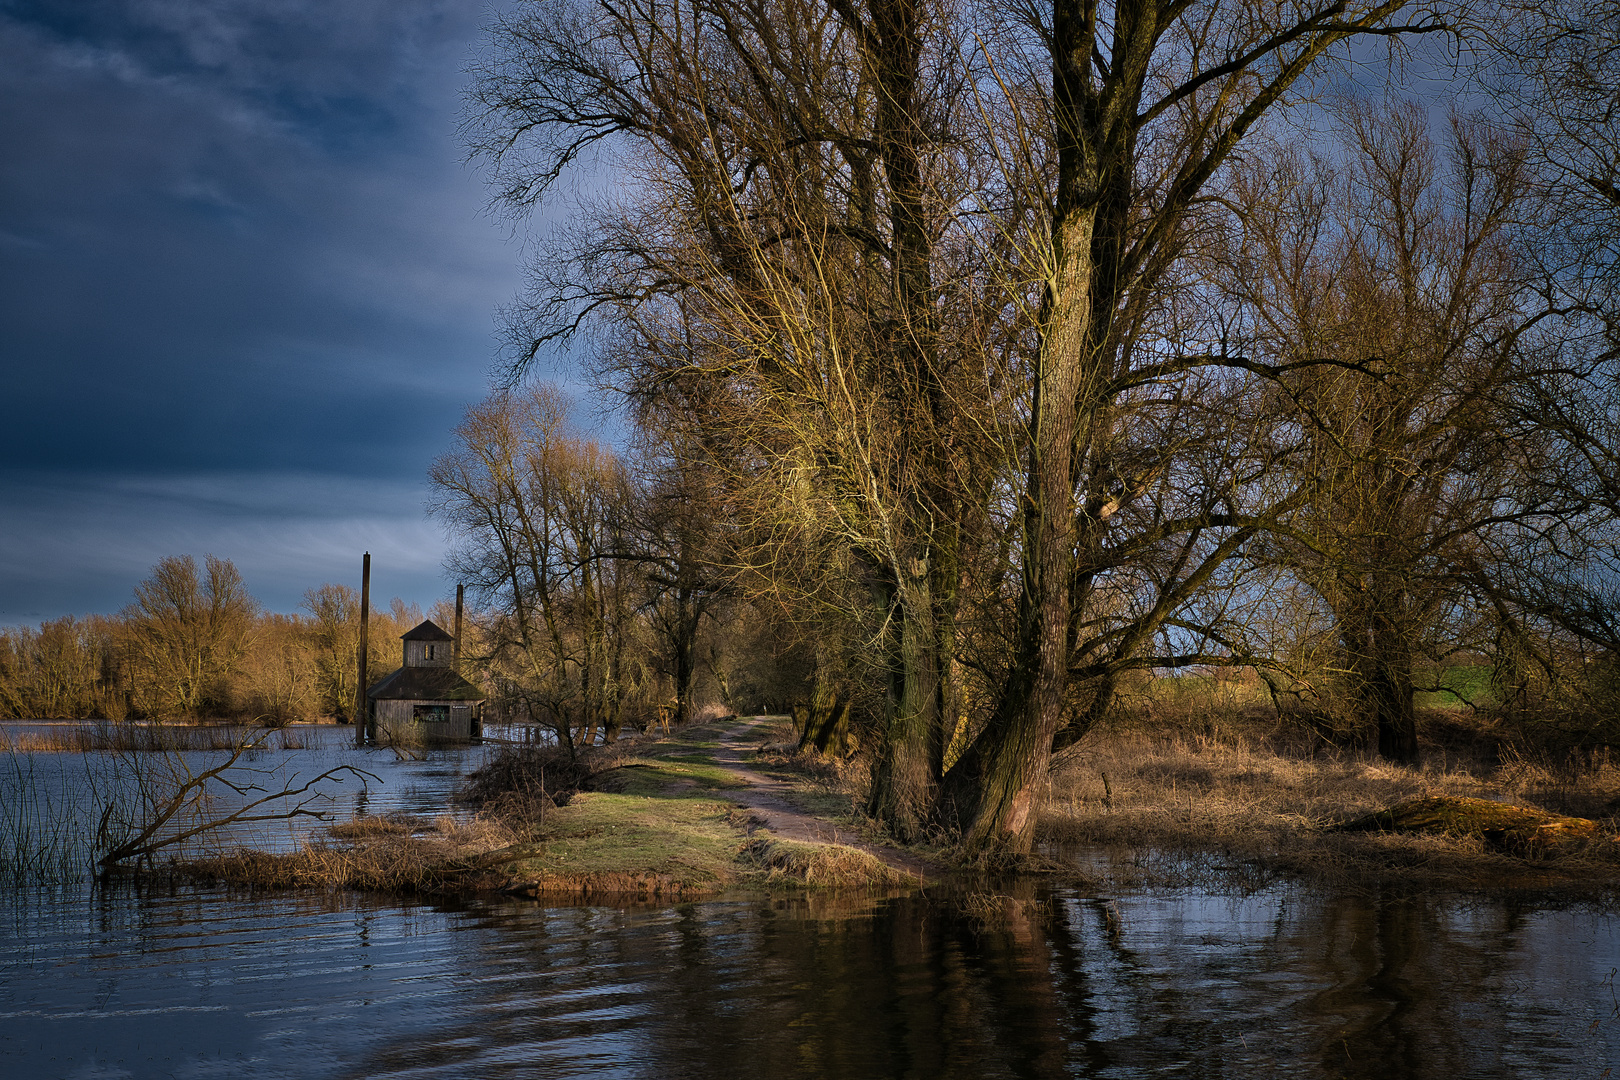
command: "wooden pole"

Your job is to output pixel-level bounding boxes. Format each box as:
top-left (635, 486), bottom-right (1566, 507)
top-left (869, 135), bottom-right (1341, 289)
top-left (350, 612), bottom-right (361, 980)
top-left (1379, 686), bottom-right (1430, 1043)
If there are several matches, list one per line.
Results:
top-left (453, 582), bottom-right (464, 674)
top-left (356, 552), bottom-right (371, 746)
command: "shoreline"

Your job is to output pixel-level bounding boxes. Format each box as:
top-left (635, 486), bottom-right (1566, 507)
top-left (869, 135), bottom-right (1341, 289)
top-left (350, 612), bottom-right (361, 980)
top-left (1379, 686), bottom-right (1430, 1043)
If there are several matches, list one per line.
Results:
top-left (175, 716), bottom-right (938, 900)
top-left (64, 709), bottom-right (1620, 907)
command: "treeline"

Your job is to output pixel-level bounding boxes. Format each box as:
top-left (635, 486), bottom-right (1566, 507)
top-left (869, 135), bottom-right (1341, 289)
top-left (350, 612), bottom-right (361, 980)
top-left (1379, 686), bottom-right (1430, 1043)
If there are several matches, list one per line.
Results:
top-left (0, 556), bottom-right (438, 723)
top-left (0, 540), bottom-right (750, 731)
top-left (449, 0), bottom-right (1620, 853)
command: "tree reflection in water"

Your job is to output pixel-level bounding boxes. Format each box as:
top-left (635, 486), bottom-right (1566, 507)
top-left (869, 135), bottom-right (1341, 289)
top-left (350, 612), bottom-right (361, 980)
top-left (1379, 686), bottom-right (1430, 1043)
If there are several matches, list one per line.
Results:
top-left (2, 882), bottom-right (1615, 1078)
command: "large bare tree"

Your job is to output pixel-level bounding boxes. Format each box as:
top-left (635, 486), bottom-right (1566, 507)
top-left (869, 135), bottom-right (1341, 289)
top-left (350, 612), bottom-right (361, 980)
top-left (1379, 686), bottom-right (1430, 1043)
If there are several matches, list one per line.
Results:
top-left (430, 386), bottom-right (636, 755)
top-left (1217, 101), bottom-right (1561, 760)
top-left (466, 0), bottom-right (1449, 852)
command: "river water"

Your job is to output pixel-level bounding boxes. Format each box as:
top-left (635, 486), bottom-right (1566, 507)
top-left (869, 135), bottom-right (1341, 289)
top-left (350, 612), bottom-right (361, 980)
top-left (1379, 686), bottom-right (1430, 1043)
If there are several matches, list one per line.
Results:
top-left (2, 727), bottom-right (1618, 1078)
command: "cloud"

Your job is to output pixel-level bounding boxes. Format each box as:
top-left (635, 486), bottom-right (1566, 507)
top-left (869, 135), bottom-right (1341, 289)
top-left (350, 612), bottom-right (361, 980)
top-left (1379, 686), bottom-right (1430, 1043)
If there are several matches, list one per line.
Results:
top-left (0, 469), bottom-right (453, 624)
top-left (0, 0), bottom-right (549, 622)
top-left (0, 0), bottom-right (522, 397)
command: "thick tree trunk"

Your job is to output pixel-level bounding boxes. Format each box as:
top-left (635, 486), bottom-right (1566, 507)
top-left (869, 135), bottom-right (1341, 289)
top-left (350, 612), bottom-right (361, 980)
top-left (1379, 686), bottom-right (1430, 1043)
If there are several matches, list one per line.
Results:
top-left (949, 0), bottom-right (1126, 853)
top-left (1340, 594), bottom-right (1419, 764)
top-left (867, 554), bottom-right (944, 840)
top-left (858, 0), bottom-right (952, 843)
top-left (954, 208), bottom-right (1095, 853)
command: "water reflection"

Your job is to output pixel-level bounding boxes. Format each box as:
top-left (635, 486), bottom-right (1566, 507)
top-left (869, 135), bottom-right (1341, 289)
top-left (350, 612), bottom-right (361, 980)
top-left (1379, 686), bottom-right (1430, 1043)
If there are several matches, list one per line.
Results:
top-left (3, 879), bottom-right (1616, 1078)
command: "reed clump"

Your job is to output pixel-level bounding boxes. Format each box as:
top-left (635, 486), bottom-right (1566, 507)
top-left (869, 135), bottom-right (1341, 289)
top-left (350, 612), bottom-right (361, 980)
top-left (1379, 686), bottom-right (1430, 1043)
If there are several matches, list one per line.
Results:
top-left (1, 722), bottom-right (252, 754)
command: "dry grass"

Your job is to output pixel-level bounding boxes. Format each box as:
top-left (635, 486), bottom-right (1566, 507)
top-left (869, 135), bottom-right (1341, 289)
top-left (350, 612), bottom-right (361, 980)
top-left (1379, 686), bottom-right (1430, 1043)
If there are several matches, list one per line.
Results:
top-left (1039, 708), bottom-right (1620, 895)
top-left (182, 814), bottom-right (529, 893)
top-left (740, 836), bottom-right (918, 889)
top-left (1, 722), bottom-right (253, 753)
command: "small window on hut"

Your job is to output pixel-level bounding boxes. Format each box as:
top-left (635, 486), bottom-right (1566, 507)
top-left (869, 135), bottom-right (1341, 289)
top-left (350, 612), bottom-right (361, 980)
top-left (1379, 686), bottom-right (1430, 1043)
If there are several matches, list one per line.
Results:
top-left (412, 704), bottom-right (450, 724)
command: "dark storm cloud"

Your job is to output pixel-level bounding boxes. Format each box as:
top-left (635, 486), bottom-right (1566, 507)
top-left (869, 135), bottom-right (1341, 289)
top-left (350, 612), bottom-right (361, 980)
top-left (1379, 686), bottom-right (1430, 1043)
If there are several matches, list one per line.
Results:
top-left (0, 0), bottom-right (543, 623)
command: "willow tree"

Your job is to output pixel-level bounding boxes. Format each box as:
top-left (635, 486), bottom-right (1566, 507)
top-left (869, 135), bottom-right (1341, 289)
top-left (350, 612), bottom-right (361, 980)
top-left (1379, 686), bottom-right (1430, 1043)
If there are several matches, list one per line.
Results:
top-left (468, 0), bottom-right (1449, 852)
top-left (123, 555), bottom-right (257, 719)
top-left (467, 0), bottom-right (1009, 839)
top-left (1215, 102), bottom-right (1556, 761)
top-left (942, 1), bottom-right (1448, 850)
top-left (1466, 0), bottom-right (1620, 678)
top-left (429, 386), bottom-right (636, 754)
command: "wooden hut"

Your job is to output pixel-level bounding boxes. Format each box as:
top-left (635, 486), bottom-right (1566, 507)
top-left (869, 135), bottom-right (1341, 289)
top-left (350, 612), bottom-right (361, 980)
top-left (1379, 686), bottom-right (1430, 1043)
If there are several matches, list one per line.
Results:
top-left (365, 620), bottom-right (484, 742)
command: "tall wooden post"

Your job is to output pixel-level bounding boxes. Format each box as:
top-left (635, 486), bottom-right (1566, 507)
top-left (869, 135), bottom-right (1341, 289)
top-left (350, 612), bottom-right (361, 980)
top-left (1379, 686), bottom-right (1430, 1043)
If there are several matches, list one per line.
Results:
top-left (453, 583), bottom-right (464, 674)
top-left (356, 552), bottom-right (371, 746)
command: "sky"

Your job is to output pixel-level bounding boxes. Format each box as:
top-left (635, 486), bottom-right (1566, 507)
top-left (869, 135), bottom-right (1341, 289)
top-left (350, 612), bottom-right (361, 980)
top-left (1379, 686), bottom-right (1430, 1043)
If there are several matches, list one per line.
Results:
top-left (0, 3), bottom-right (1469, 631)
top-left (0, 0), bottom-right (580, 626)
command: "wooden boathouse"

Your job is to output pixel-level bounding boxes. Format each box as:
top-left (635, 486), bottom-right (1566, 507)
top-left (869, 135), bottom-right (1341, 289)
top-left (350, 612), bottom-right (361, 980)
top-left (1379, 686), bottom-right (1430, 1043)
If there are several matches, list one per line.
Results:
top-left (364, 619), bottom-right (485, 742)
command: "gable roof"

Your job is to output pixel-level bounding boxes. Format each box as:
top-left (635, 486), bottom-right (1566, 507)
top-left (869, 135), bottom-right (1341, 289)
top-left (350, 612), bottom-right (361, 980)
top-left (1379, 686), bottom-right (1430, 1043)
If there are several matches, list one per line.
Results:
top-left (401, 619), bottom-right (454, 642)
top-left (366, 665), bottom-right (485, 702)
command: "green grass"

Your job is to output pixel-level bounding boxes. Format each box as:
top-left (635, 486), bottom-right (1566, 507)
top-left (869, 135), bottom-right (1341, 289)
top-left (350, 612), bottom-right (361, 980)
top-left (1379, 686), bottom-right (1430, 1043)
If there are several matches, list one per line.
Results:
top-left (507, 792), bottom-right (745, 888)
top-left (1416, 665), bottom-right (1493, 708)
top-left (596, 758), bottom-right (750, 796)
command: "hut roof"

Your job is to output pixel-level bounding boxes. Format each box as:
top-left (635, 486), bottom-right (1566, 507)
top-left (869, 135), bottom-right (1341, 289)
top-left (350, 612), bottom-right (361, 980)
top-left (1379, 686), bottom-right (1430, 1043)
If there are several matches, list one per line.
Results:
top-left (367, 666), bottom-right (485, 702)
top-left (401, 619), bottom-right (455, 642)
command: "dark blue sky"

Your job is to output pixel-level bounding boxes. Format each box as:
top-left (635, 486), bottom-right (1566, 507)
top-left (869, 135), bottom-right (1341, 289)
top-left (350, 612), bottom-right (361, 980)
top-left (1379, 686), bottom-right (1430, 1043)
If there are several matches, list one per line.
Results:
top-left (0, 0), bottom-right (582, 624)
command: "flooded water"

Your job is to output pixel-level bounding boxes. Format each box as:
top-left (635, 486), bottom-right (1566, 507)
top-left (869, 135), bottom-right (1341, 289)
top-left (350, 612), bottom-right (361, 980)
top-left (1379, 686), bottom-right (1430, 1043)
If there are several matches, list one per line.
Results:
top-left (2, 725), bottom-right (1619, 1077)
top-left (0, 723), bottom-right (502, 871)
top-left (2, 881), bottom-right (1617, 1078)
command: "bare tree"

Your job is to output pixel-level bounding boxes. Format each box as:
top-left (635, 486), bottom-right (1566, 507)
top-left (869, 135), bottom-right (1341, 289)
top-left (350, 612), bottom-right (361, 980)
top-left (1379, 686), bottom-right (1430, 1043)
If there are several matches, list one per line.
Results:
top-left (123, 555), bottom-right (258, 719)
top-left (629, 439), bottom-right (733, 726)
top-left (1460, 0), bottom-right (1620, 702)
top-left (303, 583), bottom-right (362, 722)
top-left (938, 1), bottom-right (1449, 850)
top-left (466, 0), bottom-right (1450, 852)
top-left (429, 386), bottom-right (635, 755)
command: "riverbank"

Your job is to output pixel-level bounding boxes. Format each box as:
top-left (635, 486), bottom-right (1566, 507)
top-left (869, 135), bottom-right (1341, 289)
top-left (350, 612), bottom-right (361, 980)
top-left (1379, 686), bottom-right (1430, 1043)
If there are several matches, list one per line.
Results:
top-left (170, 707), bottom-right (1620, 903)
top-left (179, 716), bottom-right (926, 899)
top-left (1037, 710), bottom-right (1620, 899)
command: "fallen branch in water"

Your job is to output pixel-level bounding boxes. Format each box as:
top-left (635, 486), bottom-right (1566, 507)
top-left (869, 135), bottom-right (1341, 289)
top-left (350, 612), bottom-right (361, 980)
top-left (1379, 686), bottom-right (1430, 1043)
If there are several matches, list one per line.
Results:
top-left (97, 728), bottom-right (377, 874)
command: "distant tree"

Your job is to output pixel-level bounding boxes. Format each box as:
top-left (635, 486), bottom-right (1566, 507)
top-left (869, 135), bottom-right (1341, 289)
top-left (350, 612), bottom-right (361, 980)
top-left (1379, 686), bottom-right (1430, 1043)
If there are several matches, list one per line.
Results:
top-left (429, 385), bottom-right (636, 755)
top-left (124, 555), bottom-right (257, 719)
top-left (0, 616), bottom-right (122, 720)
top-left (1222, 102), bottom-right (1552, 760)
top-left (631, 440), bottom-right (732, 727)
top-left (236, 613), bottom-right (318, 724)
top-left (303, 583), bottom-right (362, 721)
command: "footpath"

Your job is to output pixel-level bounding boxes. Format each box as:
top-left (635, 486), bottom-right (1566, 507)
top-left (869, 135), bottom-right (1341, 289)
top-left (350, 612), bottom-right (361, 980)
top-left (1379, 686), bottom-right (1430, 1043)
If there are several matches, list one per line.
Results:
top-left (710, 717), bottom-right (941, 883)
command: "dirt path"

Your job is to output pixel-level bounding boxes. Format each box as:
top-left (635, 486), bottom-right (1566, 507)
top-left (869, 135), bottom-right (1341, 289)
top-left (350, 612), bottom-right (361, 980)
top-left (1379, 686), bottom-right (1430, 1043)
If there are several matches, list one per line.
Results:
top-left (712, 717), bottom-right (941, 882)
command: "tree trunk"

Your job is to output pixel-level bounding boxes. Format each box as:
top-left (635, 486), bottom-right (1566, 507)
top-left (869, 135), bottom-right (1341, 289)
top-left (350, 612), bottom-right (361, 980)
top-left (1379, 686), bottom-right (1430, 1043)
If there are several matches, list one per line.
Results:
top-left (857, 0), bottom-right (951, 842)
top-left (1340, 594), bottom-right (1419, 764)
top-left (951, 37), bottom-right (1101, 846)
top-left (867, 554), bottom-right (943, 839)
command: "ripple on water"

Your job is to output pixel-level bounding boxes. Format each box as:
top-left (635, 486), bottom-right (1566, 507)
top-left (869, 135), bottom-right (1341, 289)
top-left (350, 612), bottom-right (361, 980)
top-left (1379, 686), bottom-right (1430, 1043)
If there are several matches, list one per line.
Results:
top-left (2, 808), bottom-right (1620, 1077)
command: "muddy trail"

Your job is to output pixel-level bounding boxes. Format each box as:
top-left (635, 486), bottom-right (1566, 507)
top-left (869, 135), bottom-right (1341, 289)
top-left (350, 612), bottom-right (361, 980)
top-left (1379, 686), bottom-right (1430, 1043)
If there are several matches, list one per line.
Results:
top-left (712, 717), bottom-right (942, 883)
